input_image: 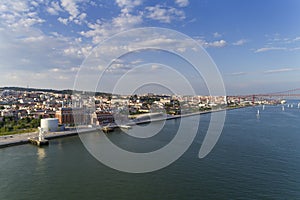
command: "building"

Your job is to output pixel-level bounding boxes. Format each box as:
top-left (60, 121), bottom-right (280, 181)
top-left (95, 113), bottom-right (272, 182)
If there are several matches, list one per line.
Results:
top-left (91, 111), bottom-right (114, 126)
top-left (40, 118), bottom-right (58, 132)
top-left (55, 108), bottom-right (85, 125)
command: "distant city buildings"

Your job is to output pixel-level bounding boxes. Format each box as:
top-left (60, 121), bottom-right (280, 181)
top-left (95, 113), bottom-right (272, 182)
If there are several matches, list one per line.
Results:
top-left (0, 87), bottom-right (281, 129)
top-left (55, 107), bottom-right (89, 125)
top-left (91, 111), bottom-right (114, 126)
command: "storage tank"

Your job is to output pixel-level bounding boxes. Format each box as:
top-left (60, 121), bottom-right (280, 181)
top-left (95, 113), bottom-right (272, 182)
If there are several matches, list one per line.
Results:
top-left (40, 118), bottom-right (58, 132)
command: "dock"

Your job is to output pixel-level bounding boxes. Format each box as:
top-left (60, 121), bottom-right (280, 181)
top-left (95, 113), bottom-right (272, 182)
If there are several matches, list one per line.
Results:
top-left (28, 127), bottom-right (49, 147)
top-left (101, 126), bottom-right (114, 133)
top-left (29, 137), bottom-right (49, 147)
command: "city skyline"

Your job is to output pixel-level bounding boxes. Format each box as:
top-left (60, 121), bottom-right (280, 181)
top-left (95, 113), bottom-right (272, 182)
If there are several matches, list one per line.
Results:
top-left (1, 0), bottom-right (300, 95)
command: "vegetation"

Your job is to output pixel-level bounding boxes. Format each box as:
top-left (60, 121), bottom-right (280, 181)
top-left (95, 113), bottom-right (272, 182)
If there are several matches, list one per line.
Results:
top-left (0, 86), bottom-right (111, 96)
top-left (0, 116), bottom-right (40, 136)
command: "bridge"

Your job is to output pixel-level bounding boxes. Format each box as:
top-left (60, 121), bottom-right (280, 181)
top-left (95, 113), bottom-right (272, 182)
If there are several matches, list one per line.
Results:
top-left (229, 88), bottom-right (300, 103)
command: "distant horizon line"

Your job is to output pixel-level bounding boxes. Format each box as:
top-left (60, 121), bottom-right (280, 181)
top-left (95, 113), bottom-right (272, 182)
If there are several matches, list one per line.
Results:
top-left (1, 85), bottom-right (300, 97)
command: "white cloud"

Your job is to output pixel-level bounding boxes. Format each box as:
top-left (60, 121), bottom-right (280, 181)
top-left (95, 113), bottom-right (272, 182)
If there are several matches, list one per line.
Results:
top-left (22, 35), bottom-right (44, 42)
top-left (47, 7), bottom-right (58, 15)
top-left (115, 0), bottom-right (142, 12)
top-left (71, 67), bottom-right (80, 72)
top-left (207, 39), bottom-right (227, 48)
top-left (263, 68), bottom-right (298, 74)
top-left (255, 47), bottom-right (286, 53)
top-left (0, 1), bottom-right (45, 29)
top-left (60, 0), bottom-right (80, 19)
top-left (233, 39), bottom-right (247, 46)
top-left (30, 1), bottom-right (39, 7)
top-left (193, 37), bottom-right (228, 48)
top-left (130, 59), bottom-right (143, 65)
top-left (7, 1), bottom-right (29, 12)
top-left (213, 32), bottom-right (222, 38)
top-left (0, 24), bottom-right (84, 77)
top-left (176, 47), bottom-right (186, 52)
top-left (14, 15), bottom-right (45, 27)
top-left (227, 72), bottom-right (248, 76)
top-left (64, 47), bottom-right (82, 57)
top-left (145, 5), bottom-right (185, 23)
top-left (116, 0), bottom-right (142, 7)
top-left (112, 12), bottom-right (143, 30)
top-left (78, 12), bottom-right (87, 20)
top-left (58, 17), bottom-right (68, 25)
top-left (58, 0), bottom-right (87, 25)
top-left (258, 34), bottom-right (300, 52)
top-left (46, 1), bottom-right (63, 15)
top-left (49, 67), bottom-right (80, 73)
top-left (175, 0), bottom-right (189, 7)
top-left (62, 43), bottom-right (92, 58)
top-left (294, 37), bottom-right (300, 42)
top-left (50, 68), bottom-right (60, 72)
top-left (80, 10), bottom-right (142, 44)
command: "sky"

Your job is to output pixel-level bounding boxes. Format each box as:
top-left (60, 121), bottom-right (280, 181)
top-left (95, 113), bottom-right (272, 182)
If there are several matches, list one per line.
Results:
top-left (0, 0), bottom-right (300, 95)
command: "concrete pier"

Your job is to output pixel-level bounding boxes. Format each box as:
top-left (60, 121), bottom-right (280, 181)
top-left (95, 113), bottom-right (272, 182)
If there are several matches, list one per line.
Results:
top-left (101, 126), bottom-right (114, 133)
top-left (29, 137), bottom-right (49, 147)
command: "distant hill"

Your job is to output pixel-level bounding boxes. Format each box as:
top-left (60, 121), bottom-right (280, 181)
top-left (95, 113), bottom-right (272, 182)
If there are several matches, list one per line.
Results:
top-left (0, 86), bottom-right (111, 96)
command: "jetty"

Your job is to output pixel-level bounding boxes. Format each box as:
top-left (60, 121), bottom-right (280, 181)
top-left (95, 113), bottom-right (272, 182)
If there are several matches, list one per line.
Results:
top-left (101, 126), bottom-right (114, 133)
top-left (28, 127), bottom-right (49, 147)
top-left (29, 137), bottom-right (49, 146)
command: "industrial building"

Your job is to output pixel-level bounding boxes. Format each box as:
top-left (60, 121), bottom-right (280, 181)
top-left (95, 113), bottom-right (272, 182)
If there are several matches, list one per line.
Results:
top-left (55, 107), bottom-right (90, 125)
top-left (40, 118), bottom-right (58, 132)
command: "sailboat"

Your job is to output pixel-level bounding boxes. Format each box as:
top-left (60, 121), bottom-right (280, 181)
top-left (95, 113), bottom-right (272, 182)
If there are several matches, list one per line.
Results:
top-left (282, 106), bottom-right (285, 111)
top-left (291, 104), bottom-right (294, 108)
top-left (256, 109), bottom-right (260, 118)
top-left (262, 105), bottom-right (265, 110)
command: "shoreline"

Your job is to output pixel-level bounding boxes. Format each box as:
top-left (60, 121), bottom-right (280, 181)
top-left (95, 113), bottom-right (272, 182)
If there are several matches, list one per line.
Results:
top-left (0, 106), bottom-right (246, 149)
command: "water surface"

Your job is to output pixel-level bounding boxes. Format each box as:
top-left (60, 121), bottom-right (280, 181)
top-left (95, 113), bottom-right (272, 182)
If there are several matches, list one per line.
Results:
top-left (1, 104), bottom-right (300, 199)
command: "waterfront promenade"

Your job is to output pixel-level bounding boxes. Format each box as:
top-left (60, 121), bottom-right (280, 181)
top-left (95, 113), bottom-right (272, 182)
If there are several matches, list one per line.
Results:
top-left (0, 127), bottom-right (95, 148)
top-left (0, 106), bottom-right (242, 148)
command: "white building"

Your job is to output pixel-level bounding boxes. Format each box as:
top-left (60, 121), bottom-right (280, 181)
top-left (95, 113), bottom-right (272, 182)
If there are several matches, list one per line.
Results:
top-left (40, 118), bottom-right (58, 132)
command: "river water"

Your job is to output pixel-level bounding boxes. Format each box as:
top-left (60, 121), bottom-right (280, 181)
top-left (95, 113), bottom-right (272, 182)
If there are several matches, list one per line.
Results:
top-left (1, 104), bottom-right (300, 199)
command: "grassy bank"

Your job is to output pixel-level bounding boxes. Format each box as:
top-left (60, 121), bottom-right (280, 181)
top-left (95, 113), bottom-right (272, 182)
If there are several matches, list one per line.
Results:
top-left (0, 128), bottom-right (37, 136)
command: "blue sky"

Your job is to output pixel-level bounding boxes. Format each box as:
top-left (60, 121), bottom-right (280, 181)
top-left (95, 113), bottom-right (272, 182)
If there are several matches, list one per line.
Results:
top-left (0, 0), bottom-right (300, 95)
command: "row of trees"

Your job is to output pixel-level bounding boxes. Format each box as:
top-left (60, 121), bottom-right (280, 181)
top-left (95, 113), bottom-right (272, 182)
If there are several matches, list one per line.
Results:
top-left (0, 116), bottom-right (40, 133)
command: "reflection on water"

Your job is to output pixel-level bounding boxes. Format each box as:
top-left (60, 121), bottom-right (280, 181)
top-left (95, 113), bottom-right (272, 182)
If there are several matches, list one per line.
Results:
top-left (37, 147), bottom-right (46, 160)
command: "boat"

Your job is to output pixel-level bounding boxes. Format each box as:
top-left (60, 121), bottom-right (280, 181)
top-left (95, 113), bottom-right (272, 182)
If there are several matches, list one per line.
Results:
top-left (282, 106), bottom-right (285, 111)
top-left (101, 124), bottom-right (114, 133)
top-left (262, 105), bottom-right (265, 110)
top-left (119, 125), bottom-right (132, 129)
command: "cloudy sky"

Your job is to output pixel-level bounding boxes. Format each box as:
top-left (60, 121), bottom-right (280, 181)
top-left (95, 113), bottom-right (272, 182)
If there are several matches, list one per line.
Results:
top-left (0, 0), bottom-right (300, 95)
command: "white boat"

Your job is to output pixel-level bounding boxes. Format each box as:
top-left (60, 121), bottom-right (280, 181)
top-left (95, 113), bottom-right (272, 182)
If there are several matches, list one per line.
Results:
top-left (119, 125), bottom-right (132, 129)
top-left (262, 105), bottom-right (265, 110)
top-left (282, 106), bottom-right (285, 111)
top-left (256, 109), bottom-right (260, 118)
